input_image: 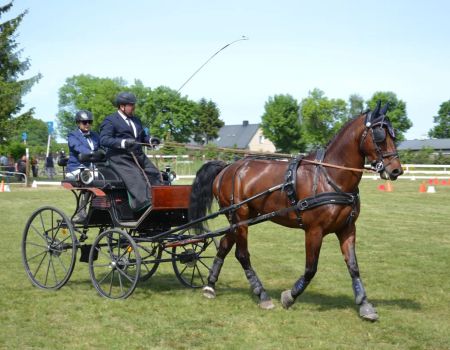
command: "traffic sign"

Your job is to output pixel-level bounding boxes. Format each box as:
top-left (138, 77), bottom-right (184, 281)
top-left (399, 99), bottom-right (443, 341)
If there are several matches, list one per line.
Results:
top-left (47, 121), bottom-right (54, 134)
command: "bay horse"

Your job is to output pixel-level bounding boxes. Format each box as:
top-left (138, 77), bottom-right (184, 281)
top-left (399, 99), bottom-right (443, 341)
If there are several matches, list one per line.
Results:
top-left (188, 102), bottom-right (403, 321)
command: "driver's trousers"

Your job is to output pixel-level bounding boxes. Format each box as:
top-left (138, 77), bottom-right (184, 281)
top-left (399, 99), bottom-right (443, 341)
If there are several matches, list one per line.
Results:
top-left (108, 151), bottom-right (162, 211)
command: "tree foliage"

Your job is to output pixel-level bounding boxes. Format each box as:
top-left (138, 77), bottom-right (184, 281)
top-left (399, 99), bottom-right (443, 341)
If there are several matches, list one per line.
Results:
top-left (299, 89), bottom-right (348, 148)
top-left (0, 2), bottom-right (41, 144)
top-left (366, 91), bottom-right (411, 141)
top-left (192, 98), bottom-right (224, 144)
top-left (428, 100), bottom-right (450, 138)
top-left (139, 86), bottom-right (197, 143)
top-left (348, 94), bottom-right (364, 118)
top-left (57, 76), bottom-right (224, 144)
top-left (57, 74), bottom-right (124, 136)
top-left (261, 94), bottom-right (303, 153)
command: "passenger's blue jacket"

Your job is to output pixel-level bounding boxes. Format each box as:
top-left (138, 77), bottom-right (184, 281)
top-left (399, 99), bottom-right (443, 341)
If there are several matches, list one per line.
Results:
top-left (67, 129), bottom-right (100, 172)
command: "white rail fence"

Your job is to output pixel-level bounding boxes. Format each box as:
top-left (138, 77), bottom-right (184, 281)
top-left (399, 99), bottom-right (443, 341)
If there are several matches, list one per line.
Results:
top-left (4, 163), bottom-right (449, 188)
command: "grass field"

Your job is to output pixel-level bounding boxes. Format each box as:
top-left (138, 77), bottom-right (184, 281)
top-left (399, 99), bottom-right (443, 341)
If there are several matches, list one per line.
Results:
top-left (0, 180), bottom-right (449, 349)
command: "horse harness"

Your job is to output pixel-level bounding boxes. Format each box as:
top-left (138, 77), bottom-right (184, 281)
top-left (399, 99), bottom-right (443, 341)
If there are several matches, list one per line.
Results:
top-left (215, 152), bottom-right (360, 232)
top-left (281, 150), bottom-right (359, 228)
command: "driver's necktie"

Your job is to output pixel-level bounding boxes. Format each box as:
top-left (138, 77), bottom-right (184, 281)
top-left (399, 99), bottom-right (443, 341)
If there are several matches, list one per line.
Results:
top-left (126, 118), bottom-right (136, 138)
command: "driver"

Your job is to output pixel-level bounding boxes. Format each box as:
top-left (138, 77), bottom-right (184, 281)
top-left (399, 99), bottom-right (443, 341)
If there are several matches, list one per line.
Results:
top-left (100, 92), bottom-right (162, 211)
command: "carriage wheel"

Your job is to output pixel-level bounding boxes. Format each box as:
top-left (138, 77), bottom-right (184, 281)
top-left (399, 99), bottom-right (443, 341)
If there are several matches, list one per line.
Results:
top-left (22, 206), bottom-right (77, 290)
top-left (136, 241), bottom-right (162, 282)
top-left (171, 237), bottom-right (218, 288)
top-left (89, 229), bottom-right (141, 299)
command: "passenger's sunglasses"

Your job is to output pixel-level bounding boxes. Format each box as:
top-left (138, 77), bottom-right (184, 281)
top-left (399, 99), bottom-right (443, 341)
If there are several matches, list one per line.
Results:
top-left (81, 120), bottom-right (92, 125)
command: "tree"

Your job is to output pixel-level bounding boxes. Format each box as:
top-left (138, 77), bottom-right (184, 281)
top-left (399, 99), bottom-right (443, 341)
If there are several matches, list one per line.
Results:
top-left (140, 86), bottom-right (197, 143)
top-left (348, 94), bottom-right (365, 118)
top-left (366, 92), bottom-right (412, 141)
top-left (261, 94), bottom-right (304, 153)
top-left (57, 74), bottom-right (125, 136)
top-left (0, 2), bottom-right (41, 144)
top-left (428, 100), bottom-right (450, 138)
top-left (299, 88), bottom-right (348, 148)
top-left (57, 77), bottom-right (205, 143)
top-left (192, 98), bottom-right (224, 144)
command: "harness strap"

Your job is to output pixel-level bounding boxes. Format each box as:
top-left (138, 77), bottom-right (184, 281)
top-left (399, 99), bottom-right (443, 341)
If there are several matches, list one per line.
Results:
top-left (282, 155), bottom-right (303, 223)
top-left (297, 191), bottom-right (358, 211)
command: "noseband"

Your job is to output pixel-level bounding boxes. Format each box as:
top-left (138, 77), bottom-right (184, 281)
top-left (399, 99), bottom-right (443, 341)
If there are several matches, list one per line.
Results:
top-left (359, 113), bottom-right (399, 173)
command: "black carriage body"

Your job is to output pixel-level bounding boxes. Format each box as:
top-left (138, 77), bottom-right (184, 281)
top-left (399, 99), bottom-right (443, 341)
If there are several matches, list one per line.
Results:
top-left (62, 163), bottom-right (191, 233)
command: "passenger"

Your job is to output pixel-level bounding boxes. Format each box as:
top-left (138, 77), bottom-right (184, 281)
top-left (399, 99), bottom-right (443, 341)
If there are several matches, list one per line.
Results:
top-left (67, 110), bottom-right (100, 177)
top-left (100, 92), bottom-right (161, 211)
top-left (67, 110), bottom-right (100, 223)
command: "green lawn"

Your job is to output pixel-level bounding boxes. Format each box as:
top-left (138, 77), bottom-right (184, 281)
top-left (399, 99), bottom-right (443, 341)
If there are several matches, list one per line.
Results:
top-left (0, 180), bottom-right (449, 349)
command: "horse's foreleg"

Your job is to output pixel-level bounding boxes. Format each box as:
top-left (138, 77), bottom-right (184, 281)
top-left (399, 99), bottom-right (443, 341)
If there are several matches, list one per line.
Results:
top-left (281, 230), bottom-right (322, 309)
top-left (337, 225), bottom-right (378, 321)
top-left (202, 233), bottom-right (235, 299)
top-left (234, 227), bottom-right (274, 310)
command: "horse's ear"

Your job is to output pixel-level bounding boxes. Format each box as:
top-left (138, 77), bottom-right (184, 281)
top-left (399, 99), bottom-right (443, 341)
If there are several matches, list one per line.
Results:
top-left (380, 102), bottom-right (389, 116)
top-left (370, 100), bottom-right (381, 121)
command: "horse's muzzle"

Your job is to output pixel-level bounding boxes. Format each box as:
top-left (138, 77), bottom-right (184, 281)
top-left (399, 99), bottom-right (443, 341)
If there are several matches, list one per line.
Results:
top-left (381, 167), bottom-right (403, 181)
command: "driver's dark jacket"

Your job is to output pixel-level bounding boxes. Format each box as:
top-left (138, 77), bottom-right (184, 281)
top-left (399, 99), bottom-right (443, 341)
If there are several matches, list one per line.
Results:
top-left (99, 112), bottom-right (149, 155)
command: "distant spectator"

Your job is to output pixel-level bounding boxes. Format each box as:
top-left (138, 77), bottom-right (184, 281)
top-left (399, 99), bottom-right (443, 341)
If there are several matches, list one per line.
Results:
top-left (16, 155), bottom-right (27, 182)
top-left (6, 154), bottom-right (15, 172)
top-left (45, 153), bottom-right (56, 179)
top-left (31, 156), bottom-right (38, 177)
top-left (0, 154), bottom-right (7, 169)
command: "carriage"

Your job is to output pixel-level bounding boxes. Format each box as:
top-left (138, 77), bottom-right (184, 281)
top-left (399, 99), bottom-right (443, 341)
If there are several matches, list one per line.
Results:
top-left (21, 155), bottom-right (219, 299)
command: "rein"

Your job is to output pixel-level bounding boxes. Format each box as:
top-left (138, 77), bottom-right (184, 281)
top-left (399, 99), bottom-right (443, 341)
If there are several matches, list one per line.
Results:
top-left (135, 141), bottom-right (373, 173)
top-left (300, 159), bottom-right (371, 173)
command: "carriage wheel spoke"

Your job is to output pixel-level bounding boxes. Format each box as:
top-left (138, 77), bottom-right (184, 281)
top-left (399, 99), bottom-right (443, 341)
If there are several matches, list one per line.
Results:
top-left (109, 270), bottom-right (114, 296)
top-left (96, 269), bottom-right (114, 285)
top-left (194, 264), bottom-right (206, 285)
top-left (26, 241), bottom-right (48, 250)
top-left (30, 224), bottom-right (49, 243)
top-left (116, 265), bottom-right (135, 283)
top-left (55, 255), bottom-right (68, 274)
top-left (26, 249), bottom-right (48, 262)
top-left (33, 250), bottom-right (49, 278)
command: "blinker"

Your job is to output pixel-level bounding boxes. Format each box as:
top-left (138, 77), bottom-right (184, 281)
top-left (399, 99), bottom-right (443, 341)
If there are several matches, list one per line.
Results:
top-left (372, 127), bottom-right (386, 143)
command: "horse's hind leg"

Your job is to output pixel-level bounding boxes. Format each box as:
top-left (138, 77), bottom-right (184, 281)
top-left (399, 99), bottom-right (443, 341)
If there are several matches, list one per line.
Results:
top-left (202, 233), bottom-right (235, 299)
top-left (337, 225), bottom-right (378, 321)
top-left (281, 229), bottom-right (323, 309)
top-left (234, 226), bottom-right (274, 310)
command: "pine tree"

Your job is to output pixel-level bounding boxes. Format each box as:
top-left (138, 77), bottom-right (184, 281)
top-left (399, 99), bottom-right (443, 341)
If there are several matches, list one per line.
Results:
top-left (0, 2), bottom-right (41, 144)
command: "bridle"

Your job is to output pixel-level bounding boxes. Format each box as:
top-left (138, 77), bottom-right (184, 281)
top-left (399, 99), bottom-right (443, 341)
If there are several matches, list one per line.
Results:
top-left (359, 112), bottom-right (399, 174)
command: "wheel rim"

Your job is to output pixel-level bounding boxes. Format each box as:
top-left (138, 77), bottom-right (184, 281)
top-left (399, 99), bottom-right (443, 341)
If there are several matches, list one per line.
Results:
top-left (89, 229), bottom-right (140, 299)
top-left (22, 207), bottom-right (76, 290)
top-left (172, 237), bottom-right (218, 288)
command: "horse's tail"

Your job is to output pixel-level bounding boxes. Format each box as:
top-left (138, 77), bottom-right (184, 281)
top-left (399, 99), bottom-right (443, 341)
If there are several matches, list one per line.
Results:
top-left (189, 160), bottom-right (228, 234)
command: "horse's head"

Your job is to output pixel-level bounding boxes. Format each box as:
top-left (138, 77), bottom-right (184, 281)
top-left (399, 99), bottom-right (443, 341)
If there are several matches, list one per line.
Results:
top-left (360, 102), bottom-right (403, 180)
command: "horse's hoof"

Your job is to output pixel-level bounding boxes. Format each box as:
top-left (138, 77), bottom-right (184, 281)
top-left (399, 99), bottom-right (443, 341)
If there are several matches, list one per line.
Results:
top-left (359, 302), bottom-right (379, 322)
top-left (259, 299), bottom-right (275, 310)
top-left (202, 286), bottom-right (216, 299)
top-left (281, 290), bottom-right (295, 309)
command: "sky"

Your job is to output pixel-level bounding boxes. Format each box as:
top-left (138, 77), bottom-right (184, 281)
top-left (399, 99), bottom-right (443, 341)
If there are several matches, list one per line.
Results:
top-left (6, 0), bottom-right (450, 140)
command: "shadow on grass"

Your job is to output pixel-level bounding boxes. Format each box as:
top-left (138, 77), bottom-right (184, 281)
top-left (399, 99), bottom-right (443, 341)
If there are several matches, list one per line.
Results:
top-left (59, 275), bottom-right (421, 312)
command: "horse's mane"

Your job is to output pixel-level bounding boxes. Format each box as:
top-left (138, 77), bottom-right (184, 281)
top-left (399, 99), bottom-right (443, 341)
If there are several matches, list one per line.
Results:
top-left (323, 112), bottom-right (367, 150)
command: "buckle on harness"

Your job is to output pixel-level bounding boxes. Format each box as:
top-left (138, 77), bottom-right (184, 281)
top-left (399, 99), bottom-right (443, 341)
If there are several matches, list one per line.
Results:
top-left (298, 200), bottom-right (308, 210)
